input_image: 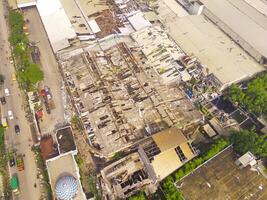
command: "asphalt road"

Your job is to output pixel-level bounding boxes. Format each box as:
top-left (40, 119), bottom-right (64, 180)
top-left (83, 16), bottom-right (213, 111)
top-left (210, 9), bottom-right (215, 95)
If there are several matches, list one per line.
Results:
top-left (0, 2), bottom-right (41, 200)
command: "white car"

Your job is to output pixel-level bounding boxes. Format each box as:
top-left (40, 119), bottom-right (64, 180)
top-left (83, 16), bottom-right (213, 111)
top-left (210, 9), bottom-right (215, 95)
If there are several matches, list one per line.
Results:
top-left (4, 88), bottom-right (10, 96)
top-left (8, 110), bottom-right (14, 120)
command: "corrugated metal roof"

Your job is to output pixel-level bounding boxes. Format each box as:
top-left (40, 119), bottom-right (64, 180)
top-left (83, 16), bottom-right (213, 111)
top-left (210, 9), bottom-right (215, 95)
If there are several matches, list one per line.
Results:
top-left (36, 0), bottom-right (76, 52)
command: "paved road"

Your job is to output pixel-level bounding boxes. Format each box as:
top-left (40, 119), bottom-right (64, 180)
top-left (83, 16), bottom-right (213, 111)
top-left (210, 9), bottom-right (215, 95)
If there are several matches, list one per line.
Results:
top-left (0, 2), bottom-right (41, 200)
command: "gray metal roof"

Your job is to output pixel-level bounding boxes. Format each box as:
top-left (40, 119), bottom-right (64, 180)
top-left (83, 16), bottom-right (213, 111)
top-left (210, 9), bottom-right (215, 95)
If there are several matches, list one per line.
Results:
top-left (200, 0), bottom-right (267, 58)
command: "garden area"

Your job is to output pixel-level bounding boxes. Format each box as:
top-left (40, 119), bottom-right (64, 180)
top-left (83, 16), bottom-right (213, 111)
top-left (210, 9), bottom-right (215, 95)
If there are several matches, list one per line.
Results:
top-left (8, 10), bottom-right (43, 91)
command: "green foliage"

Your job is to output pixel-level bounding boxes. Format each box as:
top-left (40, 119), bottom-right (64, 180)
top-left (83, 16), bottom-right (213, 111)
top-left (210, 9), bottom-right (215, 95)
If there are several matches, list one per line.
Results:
top-left (74, 154), bottom-right (84, 167)
top-left (71, 115), bottom-right (84, 131)
top-left (229, 73), bottom-right (267, 116)
top-left (202, 138), bottom-right (230, 160)
top-left (113, 151), bottom-right (124, 160)
top-left (8, 10), bottom-right (43, 90)
top-left (8, 10), bottom-right (24, 29)
top-left (230, 129), bottom-right (267, 157)
top-left (0, 127), bottom-right (5, 169)
top-left (87, 174), bottom-right (102, 200)
top-left (19, 63), bottom-right (44, 85)
top-left (162, 177), bottom-right (183, 200)
top-left (0, 128), bottom-right (12, 198)
top-left (8, 10), bottom-right (28, 46)
top-left (129, 191), bottom-right (146, 200)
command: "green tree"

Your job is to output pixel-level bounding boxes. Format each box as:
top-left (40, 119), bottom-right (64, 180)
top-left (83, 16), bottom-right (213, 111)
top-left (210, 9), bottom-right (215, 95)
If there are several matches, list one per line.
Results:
top-left (8, 10), bottom-right (27, 45)
top-left (230, 129), bottom-right (267, 157)
top-left (129, 191), bottom-right (146, 200)
top-left (229, 84), bottom-right (245, 103)
top-left (71, 115), bottom-right (83, 131)
top-left (229, 73), bottom-right (267, 116)
top-left (8, 10), bottom-right (24, 28)
top-left (113, 151), bottom-right (124, 160)
top-left (162, 177), bottom-right (183, 200)
top-left (19, 63), bottom-right (44, 89)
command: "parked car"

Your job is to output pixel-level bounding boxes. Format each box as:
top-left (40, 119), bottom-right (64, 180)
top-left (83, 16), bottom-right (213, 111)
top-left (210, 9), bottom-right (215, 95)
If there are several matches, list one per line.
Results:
top-left (8, 110), bottom-right (14, 120)
top-left (14, 125), bottom-right (20, 134)
top-left (0, 97), bottom-right (6, 105)
top-left (9, 157), bottom-right (15, 167)
top-left (4, 88), bottom-right (10, 96)
top-left (1, 117), bottom-right (8, 128)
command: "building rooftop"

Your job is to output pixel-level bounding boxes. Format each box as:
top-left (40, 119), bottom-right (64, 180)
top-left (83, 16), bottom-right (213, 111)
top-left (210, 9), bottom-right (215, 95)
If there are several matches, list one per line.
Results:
top-left (200, 0), bottom-right (267, 59)
top-left (46, 153), bottom-right (86, 200)
top-left (16, 0), bottom-right (36, 8)
top-left (139, 127), bottom-right (197, 180)
top-left (60, 0), bottom-right (92, 35)
top-left (152, 127), bottom-right (187, 151)
top-left (243, 0), bottom-right (267, 16)
top-left (165, 14), bottom-right (265, 88)
top-left (77, 0), bottom-right (109, 18)
top-left (178, 147), bottom-right (267, 200)
top-left (40, 135), bottom-right (59, 160)
top-left (36, 0), bottom-right (77, 52)
top-left (55, 126), bottom-right (76, 154)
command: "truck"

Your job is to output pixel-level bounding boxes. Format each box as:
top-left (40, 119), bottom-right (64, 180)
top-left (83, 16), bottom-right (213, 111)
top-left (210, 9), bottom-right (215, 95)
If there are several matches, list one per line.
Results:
top-left (16, 155), bottom-right (24, 171)
top-left (10, 174), bottom-right (20, 195)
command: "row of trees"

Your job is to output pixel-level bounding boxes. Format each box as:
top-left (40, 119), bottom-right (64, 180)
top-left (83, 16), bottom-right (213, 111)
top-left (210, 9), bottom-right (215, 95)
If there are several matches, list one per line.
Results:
top-left (0, 127), bottom-right (11, 198)
top-left (8, 10), bottom-right (43, 91)
top-left (229, 73), bottom-right (267, 117)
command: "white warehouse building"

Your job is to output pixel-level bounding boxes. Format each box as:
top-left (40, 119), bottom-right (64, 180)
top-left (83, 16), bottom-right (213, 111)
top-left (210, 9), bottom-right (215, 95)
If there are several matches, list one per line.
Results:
top-left (199, 0), bottom-right (267, 65)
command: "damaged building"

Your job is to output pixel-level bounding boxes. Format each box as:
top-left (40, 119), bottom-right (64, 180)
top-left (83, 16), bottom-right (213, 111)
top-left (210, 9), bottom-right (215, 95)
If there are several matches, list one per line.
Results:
top-left (100, 127), bottom-right (198, 199)
top-left (59, 36), bottom-right (202, 157)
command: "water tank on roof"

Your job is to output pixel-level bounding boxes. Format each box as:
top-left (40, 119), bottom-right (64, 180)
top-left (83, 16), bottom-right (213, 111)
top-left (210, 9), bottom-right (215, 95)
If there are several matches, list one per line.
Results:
top-left (55, 175), bottom-right (78, 200)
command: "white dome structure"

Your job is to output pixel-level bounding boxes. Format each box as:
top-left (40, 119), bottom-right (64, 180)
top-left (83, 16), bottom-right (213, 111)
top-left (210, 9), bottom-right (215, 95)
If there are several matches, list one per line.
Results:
top-left (55, 175), bottom-right (78, 200)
